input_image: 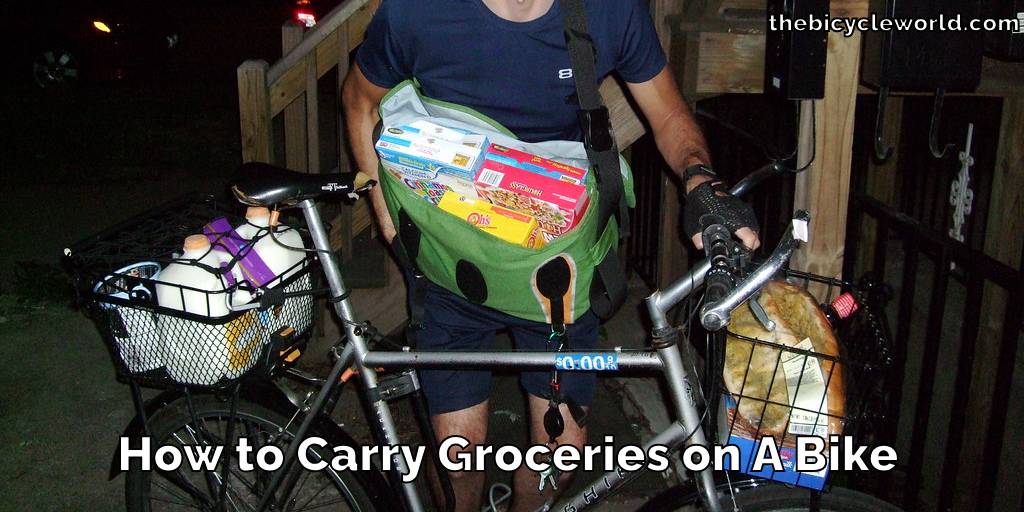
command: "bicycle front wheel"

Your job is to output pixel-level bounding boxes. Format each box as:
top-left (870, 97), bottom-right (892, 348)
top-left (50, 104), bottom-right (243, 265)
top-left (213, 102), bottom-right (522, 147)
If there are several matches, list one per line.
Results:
top-left (124, 394), bottom-right (381, 512)
top-left (642, 481), bottom-right (902, 512)
top-left (726, 484), bottom-right (902, 511)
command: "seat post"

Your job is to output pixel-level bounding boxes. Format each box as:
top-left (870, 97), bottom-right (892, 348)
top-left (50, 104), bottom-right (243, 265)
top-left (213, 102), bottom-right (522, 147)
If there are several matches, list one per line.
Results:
top-left (297, 199), bottom-right (426, 512)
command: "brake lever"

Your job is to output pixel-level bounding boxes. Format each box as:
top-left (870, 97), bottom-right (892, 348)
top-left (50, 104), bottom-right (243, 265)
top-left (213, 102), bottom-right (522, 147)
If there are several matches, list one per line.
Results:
top-left (699, 210), bottom-right (810, 331)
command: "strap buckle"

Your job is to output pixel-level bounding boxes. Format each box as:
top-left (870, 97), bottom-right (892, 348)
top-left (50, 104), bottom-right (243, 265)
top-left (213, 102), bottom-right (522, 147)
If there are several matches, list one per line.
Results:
top-left (577, 106), bottom-right (614, 153)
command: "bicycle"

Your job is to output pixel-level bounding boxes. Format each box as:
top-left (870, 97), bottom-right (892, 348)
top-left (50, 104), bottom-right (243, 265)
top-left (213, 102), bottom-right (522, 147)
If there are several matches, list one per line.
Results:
top-left (66, 161), bottom-right (902, 512)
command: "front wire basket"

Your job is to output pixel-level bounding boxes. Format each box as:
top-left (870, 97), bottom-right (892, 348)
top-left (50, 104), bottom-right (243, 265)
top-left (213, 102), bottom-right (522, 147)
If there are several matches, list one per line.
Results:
top-left (66, 195), bottom-right (320, 390)
top-left (715, 268), bottom-right (892, 490)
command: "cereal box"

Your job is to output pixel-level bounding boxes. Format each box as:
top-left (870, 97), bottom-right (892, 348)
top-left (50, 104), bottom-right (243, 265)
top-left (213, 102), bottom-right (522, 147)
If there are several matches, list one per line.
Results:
top-left (474, 158), bottom-right (590, 242)
top-left (485, 144), bottom-right (588, 184)
top-left (375, 121), bottom-right (489, 182)
top-left (385, 166), bottom-right (478, 205)
top-left (437, 191), bottom-right (545, 249)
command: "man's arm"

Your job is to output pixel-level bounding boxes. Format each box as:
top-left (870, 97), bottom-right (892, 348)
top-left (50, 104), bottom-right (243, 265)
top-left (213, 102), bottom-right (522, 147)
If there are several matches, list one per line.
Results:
top-left (627, 67), bottom-right (760, 250)
top-left (342, 64), bottom-right (397, 242)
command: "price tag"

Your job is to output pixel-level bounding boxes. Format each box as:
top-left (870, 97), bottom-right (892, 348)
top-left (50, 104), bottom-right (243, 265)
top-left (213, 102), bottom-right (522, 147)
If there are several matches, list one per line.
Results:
top-left (554, 353), bottom-right (619, 371)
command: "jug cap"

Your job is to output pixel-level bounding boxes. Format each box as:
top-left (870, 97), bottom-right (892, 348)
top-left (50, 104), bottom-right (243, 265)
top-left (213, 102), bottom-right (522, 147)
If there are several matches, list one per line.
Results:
top-left (246, 207), bottom-right (270, 219)
top-left (183, 234), bottom-right (210, 251)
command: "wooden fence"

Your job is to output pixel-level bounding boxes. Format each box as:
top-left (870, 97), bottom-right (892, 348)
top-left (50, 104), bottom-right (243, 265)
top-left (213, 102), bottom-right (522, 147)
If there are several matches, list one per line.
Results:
top-left (236, 0), bottom-right (380, 260)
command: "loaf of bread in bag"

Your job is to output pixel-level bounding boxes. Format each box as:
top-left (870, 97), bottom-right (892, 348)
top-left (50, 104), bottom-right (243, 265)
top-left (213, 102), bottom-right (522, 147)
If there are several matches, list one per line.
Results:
top-left (723, 280), bottom-right (845, 440)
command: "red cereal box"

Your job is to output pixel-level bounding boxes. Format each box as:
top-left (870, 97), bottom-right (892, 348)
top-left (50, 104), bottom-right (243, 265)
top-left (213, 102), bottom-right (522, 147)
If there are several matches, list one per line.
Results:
top-left (484, 144), bottom-right (588, 184)
top-left (474, 159), bottom-right (590, 241)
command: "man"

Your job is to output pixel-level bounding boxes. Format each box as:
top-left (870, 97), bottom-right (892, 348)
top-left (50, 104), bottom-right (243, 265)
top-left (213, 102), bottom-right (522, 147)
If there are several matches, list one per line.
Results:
top-left (342, 1), bottom-right (759, 510)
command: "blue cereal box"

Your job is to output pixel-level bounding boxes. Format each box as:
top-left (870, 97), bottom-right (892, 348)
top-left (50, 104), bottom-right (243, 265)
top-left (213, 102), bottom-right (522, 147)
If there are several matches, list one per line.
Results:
top-left (720, 393), bottom-right (831, 490)
top-left (375, 121), bottom-right (489, 182)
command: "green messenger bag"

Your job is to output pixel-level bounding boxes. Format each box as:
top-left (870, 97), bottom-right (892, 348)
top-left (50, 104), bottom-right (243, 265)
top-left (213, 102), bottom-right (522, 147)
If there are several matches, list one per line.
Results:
top-left (377, 80), bottom-right (634, 326)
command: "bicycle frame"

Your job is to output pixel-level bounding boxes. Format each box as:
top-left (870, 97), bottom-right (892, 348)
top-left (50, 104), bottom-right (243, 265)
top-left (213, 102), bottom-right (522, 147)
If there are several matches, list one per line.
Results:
top-left (257, 196), bottom-right (802, 512)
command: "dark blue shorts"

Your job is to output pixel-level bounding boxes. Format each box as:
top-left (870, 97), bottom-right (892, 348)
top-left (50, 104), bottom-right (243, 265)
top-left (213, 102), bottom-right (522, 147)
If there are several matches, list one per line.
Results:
top-left (407, 276), bottom-right (599, 415)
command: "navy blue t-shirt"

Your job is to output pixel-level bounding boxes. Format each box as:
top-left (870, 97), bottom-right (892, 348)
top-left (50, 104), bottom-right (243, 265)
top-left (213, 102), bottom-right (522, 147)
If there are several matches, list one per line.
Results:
top-left (356, 0), bottom-right (666, 143)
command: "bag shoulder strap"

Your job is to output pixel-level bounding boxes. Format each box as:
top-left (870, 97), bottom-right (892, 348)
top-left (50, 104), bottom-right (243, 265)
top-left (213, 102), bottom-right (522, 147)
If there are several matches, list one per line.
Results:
top-left (560, 0), bottom-right (629, 238)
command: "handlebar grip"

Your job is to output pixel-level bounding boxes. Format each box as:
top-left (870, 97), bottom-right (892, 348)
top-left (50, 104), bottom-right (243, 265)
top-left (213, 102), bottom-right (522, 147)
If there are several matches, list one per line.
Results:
top-left (700, 215), bottom-right (736, 328)
top-left (704, 267), bottom-right (734, 306)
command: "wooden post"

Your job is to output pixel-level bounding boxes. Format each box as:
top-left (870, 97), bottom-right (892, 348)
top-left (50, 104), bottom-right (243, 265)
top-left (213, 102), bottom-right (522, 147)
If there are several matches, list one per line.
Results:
top-left (334, 21), bottom-right (356, 260)
top-left (651, 0), bottom-right (690, 289)
top-left (954, 96), bottom-right (1024, 511)
top-left (791, 31), bottom-right (862, 298)
top-left (337, 22), bottom-right (351, 174)
top-left (304, 51), bottom-right (320, 173)
top-left (237, 60), bottom-right (273, 164)
top-left (281, 21), bottom-right (308, 172)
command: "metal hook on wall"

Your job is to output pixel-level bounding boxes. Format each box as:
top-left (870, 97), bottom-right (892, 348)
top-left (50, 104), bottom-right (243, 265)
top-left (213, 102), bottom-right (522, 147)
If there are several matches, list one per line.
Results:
top-left (929, 87), bottom-right (957, 159)
top-left (874, 86), bottom-right (895, 162)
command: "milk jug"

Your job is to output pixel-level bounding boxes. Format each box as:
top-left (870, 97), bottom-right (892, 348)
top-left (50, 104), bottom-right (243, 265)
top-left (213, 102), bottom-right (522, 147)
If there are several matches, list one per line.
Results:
top-left (238, 208), bottom-right (313, 336)
top-left (156, 235), bottom-right (261, 384)
top-left (236, 207), bottom-right (306, 280)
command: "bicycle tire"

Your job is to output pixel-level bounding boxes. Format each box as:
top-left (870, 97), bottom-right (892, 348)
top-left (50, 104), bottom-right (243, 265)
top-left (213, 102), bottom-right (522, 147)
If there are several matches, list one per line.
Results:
top-left (124, 394), bottom-right (380, 512)
top-left (726, 485), bottom-right (902, 512)
top-left (640, 482), bottom-right (902, 512)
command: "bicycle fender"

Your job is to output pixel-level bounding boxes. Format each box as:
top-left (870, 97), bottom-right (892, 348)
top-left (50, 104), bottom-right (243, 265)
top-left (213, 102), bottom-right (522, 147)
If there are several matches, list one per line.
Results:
top-left (108, 381), bottom-right (398, 510)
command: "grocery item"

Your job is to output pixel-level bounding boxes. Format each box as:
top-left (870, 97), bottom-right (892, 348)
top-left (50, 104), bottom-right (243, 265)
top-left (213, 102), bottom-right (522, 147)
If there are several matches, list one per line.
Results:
top-left (720, 280), bottom-right (845, 490)
top-left (437, 191), bottom-right (545, 249)
top-left (375, 121), bottom-right (489, 182)
top-left (485, 143), bottom-right (588, 184)
top-left (203, 217), bottom-right (278, 288)
top-left (385, 169), bottom-right (478, 205)
top-left (234, 207), bottom-right (307, 280)
top-left (235, 207), bottom-right (312, 337)
top-left (156, 235), bottom-right (261, 385)
top-left (475, 158), bottom-right (589, 241)
top-left (92, 261), bottom-right (163, 373)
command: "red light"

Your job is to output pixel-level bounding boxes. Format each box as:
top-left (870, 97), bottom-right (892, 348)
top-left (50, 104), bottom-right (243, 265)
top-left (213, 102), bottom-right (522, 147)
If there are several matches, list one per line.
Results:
top-left (295, 10), bottom-right (316, 27)
top-left (829, 292), bottom-right (859, 320)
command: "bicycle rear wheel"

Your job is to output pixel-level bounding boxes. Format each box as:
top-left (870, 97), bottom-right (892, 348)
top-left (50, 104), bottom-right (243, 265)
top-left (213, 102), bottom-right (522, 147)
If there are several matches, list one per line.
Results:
top-left (124, 394), bottom-right (380, 512)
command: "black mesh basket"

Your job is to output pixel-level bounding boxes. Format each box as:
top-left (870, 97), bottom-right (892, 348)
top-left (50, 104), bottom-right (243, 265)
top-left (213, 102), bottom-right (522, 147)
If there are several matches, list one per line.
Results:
top-left (716, 269), bottom-right (892, 490)
top-left (66, 195), bottom-right (319, 389)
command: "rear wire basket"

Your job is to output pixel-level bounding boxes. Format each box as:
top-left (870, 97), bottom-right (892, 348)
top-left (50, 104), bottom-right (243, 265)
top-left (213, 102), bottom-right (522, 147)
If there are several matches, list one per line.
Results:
top-left (65, 195), bottom-right (320, 390)
top-left (715, 269), bottom-right (892, 490)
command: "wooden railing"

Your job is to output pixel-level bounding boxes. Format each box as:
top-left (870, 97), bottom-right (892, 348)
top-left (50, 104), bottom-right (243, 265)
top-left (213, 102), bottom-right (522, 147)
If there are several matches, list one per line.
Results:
top-left (237, 0), bottom-right (381, 259)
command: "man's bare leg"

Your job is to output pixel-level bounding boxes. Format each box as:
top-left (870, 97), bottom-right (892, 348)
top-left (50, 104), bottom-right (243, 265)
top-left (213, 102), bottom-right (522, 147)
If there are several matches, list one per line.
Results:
top-left (432, 400), bottom-right (490, 512)
top-left (510, 395), bottom-right (588, 512)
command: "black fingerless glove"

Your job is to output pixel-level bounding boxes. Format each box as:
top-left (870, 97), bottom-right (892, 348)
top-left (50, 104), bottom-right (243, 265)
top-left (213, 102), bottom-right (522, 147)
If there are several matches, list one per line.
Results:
top-left (683, 181), bottom-right (759, 239)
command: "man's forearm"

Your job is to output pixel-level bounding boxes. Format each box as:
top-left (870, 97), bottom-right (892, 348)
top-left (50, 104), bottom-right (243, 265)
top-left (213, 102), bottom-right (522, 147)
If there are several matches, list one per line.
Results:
top-left (627, 69), bottom-right (714, 194)
top-left (651, 104), bottom-right (716, 194)
top-left (342, 69), bottom-right (397, 242)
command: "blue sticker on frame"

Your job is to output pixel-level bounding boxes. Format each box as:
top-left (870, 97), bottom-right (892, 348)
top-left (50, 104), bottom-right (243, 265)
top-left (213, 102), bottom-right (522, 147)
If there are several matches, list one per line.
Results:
top-left (554, 353), bottom-right (619, 371)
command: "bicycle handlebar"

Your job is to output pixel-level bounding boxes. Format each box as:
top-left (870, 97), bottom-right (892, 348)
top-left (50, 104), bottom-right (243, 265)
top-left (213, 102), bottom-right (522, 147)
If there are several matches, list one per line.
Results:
top-left (729, 161), bottom-right (787, 198)
top-left (699, 210), bottom-right (810, 331)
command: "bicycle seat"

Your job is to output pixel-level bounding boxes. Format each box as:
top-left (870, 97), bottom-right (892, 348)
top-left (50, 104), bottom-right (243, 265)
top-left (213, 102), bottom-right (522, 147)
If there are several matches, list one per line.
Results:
top-left (232, 162), bottom-right (375, 206)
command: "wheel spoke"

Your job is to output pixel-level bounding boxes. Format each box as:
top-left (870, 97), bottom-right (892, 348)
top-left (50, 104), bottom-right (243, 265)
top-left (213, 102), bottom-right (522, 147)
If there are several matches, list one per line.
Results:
top-left (57, 52), bottom-right (71, 65)
top-left (133, 402), bottom-right (365, 512)
top-left (44, 51), bottom-right (54, 64)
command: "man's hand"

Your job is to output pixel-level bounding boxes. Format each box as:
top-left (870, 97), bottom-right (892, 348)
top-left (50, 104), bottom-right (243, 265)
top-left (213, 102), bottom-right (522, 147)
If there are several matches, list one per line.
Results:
top-left (627, 68), bottom-right (760, 251)
top-left (684, 181), bottom-right (760, 251)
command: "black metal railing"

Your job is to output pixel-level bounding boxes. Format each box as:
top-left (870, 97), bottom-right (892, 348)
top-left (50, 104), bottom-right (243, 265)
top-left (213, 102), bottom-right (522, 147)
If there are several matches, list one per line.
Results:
top-left (845, 193), bottom-right (1024, 512)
